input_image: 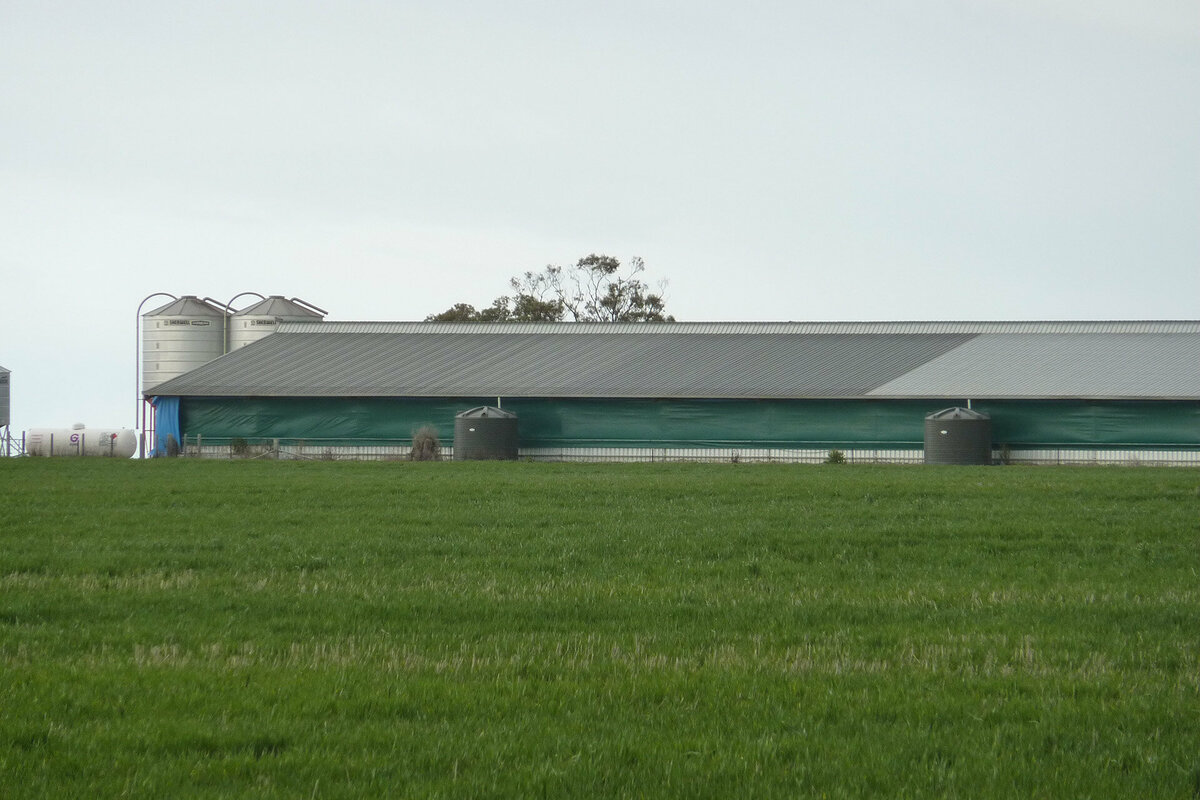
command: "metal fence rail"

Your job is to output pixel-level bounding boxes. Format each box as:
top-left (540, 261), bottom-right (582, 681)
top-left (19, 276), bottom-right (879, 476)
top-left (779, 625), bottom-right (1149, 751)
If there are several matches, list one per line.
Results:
top-left (179, 436), bottom-right (1200, 466)
top-left (1, 427), bottom-right (23, 457)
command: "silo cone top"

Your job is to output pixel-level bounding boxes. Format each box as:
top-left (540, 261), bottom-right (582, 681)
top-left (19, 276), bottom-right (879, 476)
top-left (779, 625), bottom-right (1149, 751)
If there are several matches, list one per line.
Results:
top-left (234, 296), bottom-right (325, 319)
top-left (143, 296), bottom-right (227, 317)
top-left (926, 407), bottom-right (990, 420)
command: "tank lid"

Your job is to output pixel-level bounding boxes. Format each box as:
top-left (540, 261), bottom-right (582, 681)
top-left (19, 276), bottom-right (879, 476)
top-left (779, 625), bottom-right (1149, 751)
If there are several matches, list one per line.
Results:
top-left (234, 295), bottom-right (326, 319)
top-left (456, 406), bottom-right (516, 419)
top-left (926, 406), bottom-right (990, 420)
top-left (144, 295), bottom-right (227, 318)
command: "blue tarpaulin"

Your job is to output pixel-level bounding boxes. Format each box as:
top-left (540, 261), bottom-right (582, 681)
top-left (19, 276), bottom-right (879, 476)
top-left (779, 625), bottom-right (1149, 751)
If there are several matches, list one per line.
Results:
top-left (150, 396), bottom-right (181, 457)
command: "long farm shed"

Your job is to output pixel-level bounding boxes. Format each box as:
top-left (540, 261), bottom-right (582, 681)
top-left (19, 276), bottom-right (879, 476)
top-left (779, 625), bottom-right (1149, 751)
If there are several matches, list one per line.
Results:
top-left (144, 321), bottom-right (1200, 463)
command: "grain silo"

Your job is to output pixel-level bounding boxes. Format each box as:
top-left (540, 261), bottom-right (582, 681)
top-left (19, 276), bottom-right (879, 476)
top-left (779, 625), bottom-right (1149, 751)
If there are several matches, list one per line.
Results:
top-left (0, 365), bottom-right (10, 456)
top-left (454, 406), bottom-right (519, 460)
top-left (924, 407), bottom-right (992, 465)
top-left (229, 296), bottom-right (326, 351)
top-left (0, 365), bottom-right (9, 429)
top-left (142, 296), bottom-right (228, 392)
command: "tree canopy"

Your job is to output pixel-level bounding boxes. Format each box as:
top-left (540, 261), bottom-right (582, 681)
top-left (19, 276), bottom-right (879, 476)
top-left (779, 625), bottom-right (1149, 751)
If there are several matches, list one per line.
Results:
top-left (425, 255), bottom-right (674, 323)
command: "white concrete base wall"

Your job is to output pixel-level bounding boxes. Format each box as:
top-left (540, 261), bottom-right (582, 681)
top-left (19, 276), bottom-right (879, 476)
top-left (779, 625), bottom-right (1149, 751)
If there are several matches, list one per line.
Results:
top-left (184, 441), bottom-right (1199, 466)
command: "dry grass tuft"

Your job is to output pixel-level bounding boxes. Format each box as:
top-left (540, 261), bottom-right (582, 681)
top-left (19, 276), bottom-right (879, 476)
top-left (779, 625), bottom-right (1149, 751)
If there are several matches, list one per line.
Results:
top-left (410, 426), bottom-right (442, 461)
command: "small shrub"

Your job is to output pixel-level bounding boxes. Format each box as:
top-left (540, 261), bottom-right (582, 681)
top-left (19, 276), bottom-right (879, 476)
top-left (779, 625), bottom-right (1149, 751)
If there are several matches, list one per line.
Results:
top-left (825, 449), bottom-right (847, 465)
top-left (230, 437), bottom-right (249, 457)
top-left (410, 426), bottom-right (442, 462)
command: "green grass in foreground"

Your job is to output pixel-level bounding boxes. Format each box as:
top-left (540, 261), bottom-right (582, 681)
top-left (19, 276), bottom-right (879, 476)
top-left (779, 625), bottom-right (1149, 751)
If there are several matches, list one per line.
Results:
top-left (0, 459), bottom-right (1197, 798)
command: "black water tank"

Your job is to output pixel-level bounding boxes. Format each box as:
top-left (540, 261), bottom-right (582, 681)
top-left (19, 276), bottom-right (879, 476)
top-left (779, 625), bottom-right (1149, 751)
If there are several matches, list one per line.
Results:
top-left (453, 406), bottom-right (519, 461)
top-left (924, 407), bottom-right (992, 465)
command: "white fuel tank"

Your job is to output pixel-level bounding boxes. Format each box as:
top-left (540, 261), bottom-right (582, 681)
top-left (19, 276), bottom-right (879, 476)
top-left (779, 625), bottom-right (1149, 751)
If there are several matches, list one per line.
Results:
top-left (27, 426), bottom-right (137, 458)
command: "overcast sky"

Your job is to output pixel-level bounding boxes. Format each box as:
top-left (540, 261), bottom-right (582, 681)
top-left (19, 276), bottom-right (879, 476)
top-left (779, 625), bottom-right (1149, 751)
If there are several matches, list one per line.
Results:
top-left (2, 0), bottom-right (1197, 433)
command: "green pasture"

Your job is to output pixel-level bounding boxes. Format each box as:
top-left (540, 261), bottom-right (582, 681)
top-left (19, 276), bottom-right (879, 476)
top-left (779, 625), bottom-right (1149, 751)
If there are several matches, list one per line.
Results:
top-left (1, 459), bottom-right (1197, 798)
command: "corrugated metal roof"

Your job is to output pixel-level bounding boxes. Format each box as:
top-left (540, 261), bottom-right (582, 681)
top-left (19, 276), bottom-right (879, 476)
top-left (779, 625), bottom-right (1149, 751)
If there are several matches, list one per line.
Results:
top-left (280, 320), bottom-right (1200, 335)
top-left (148, 331), bottom-right (977, 398)
top-left (869, 334), bottom-right (1200, 399)
top-left (146, 323), bottom-right (1200, 400)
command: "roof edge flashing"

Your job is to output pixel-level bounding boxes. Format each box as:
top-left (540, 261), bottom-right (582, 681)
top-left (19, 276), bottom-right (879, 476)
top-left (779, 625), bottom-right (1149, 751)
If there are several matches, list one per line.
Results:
top-left (277, 320), bottom-right (1200, 335)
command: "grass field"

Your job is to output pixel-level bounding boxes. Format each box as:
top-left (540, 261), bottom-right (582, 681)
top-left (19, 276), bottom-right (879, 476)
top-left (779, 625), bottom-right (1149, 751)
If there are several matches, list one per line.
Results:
top-left (1, 459), bottom-right (1197, 798)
